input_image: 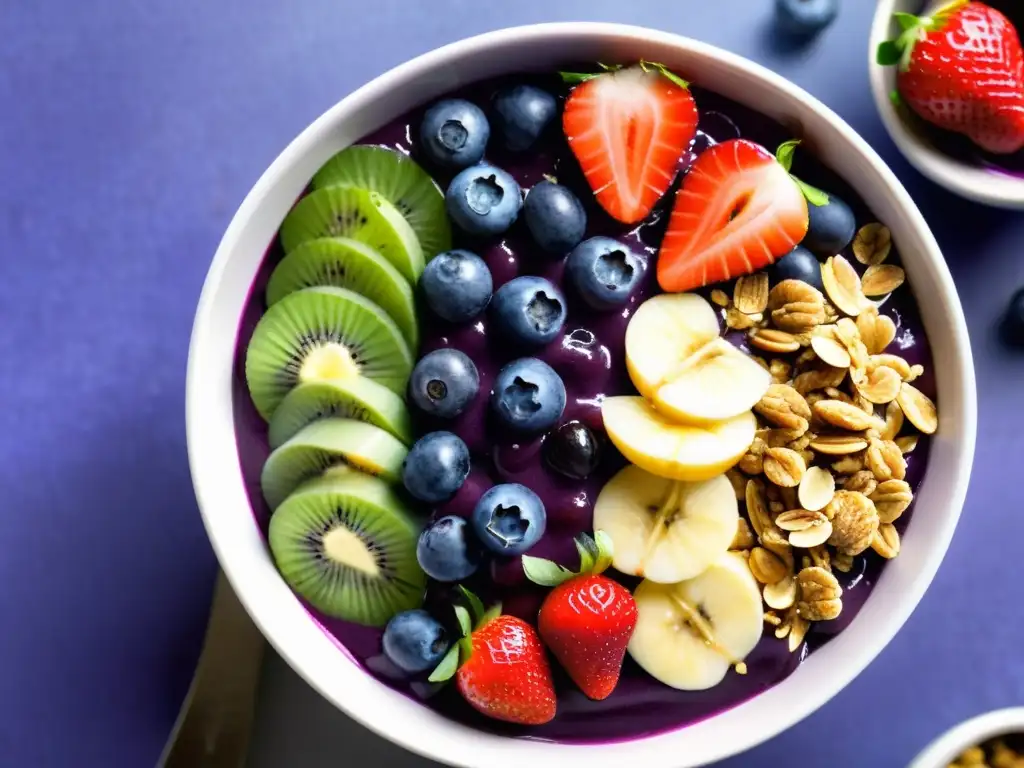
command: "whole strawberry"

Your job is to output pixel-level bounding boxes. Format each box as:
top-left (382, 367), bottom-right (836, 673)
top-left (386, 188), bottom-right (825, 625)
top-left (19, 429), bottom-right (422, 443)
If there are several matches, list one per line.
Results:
top-left (877, 0), bottom-right (1024, 154)
top-left (523, 532), bottom-right (637, 700)
top-left (429, 588), bottom-right (556, 726)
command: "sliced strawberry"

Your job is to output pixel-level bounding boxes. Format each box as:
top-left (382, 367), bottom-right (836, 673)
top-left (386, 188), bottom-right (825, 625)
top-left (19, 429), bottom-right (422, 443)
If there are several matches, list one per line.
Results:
top-left (657, 138), bottom-right (809, 293)
top-left (563, 64), bottom-right (699, 224)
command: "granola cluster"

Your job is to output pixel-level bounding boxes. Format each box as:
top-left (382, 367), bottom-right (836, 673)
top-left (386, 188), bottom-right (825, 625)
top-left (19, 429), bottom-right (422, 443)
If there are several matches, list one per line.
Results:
top-left (948, 738), bottom-right (1024, 768)
top-left (720, 223), bottom-right (939, 651)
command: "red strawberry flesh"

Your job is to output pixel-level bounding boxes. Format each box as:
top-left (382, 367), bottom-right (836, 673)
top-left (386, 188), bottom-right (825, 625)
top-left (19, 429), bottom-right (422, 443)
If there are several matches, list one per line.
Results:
top-left (537, 575), bottom-right (637, 701)
top-left (657, 138), bottom-right (808, 293)
top-left (563, 65), bottom-right (699, 224)
top-left (888, 1), bottom-right (1024, 154)
top-left (456, 615), bottom-right (556, 725)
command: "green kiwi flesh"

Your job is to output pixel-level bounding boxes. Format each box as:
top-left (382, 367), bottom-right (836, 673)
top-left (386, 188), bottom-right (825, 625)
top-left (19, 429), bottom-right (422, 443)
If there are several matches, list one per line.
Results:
top-left (245, 286), bottom-right (413, 421)
top-left (265, 237), bottom-right (419, 350)
top-left (268, 473), bottom-right (426, 626)
top-left (279, 186), bottom-right (424, 283)
top-left (260, 417), bottom-right (409, 510)
top-left (268, 378), bottom-right (414, 450)
top-left (312, 145), bottom-right (451, 260)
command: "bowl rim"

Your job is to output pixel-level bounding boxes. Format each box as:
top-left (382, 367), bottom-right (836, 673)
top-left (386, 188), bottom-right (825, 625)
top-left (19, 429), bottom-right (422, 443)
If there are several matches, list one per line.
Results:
top-left (868, 0), bottom-right (1024, 209)
top-left (187, 21), bottom-right (978, 768)
top-left (908, 708), bottom-right (1024, 767)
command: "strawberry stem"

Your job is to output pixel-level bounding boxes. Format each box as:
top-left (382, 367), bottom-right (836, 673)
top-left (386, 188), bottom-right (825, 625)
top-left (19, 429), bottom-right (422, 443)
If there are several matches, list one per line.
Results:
top-left (523, 531), bottom-right (615, 587)
top-left (558, 61), bottom-right (689, 89)
top-left (775, 140), bottom-right (829, 207)
top-left (876, 0), bottom-right (968, 72)
top-left (427, 588), bottom-right (501, 683)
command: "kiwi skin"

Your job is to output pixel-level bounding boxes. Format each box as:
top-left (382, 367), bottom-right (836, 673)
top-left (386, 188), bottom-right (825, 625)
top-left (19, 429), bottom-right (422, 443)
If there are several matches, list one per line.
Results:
top-left (267, 378), bottom-right (414, 450)
top-left (312, 145), bottom-right (452, 260)
top-left (265, 237), bottom-right (419, 351)
top-left (260, 417), bottom-right (409, 511)
top-left (244, 285), bottom-right (414, 421)
top-left (268, 473), bottom-right (427, 627)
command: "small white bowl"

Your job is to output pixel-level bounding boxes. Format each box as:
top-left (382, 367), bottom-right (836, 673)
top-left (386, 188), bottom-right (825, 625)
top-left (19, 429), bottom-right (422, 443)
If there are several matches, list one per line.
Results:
top-left (187, 22), bottom-right (978, 768)
top-left (909, 709), bottom-right (1024, 768)
top-left (869, 0), bottom-right (1024, 209)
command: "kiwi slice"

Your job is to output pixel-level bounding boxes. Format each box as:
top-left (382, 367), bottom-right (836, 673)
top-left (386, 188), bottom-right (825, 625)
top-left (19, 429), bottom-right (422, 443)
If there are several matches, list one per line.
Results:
top-left (268, 378), bottom-right (414, 450)
top-left (269, 472), bottom-right (427, 626)
top-left (312, 145), bottom-right (451, 260)
top-left (261, 417), bottom-right (409, 510)
top-left (279, 186), bottom-right (424, 283)
top-left (265, 237), bottom-right (419, 350)
top-left (245, 286), bottom-right (413, 421)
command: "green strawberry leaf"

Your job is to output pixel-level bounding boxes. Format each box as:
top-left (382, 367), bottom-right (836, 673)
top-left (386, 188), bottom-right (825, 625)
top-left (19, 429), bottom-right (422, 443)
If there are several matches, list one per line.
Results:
top-left (454, 605), bottom-right (473, 637)
top-left (794, 177), bottom-right (830, 207)
top-left (890, 89), bottom-right (903, 109)
top-left (574, 535), bottom-right (596, 574)
top-left (893, 12), bottom-right (920, 31)
top-left (876, 41), bottom-right (903, 66)
top-left (597, 62), bottom-right (622, 72)
top-left (522, 554), bottom-right (577, 587)
top-left (428, 644), bottom-right (460, 683)
top-left (458, 586), bottom-right (485, 626)
top-left (593, 530), bottom-right (615, 575)
top-left (642, 60), bottom-right (690, 90)
top-left (480, 602), bottom-right (502, 628)
top-left (559, 71), bottom-right (600, 84)
top-left (459, 635), bottom-right (474, 662)
top-left (775, 139), bottom-right (800, 173)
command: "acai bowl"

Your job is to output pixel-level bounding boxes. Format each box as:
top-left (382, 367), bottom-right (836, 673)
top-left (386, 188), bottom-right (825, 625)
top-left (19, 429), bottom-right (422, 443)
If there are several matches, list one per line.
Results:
top-left (186, 23), bottom-right (977, 768)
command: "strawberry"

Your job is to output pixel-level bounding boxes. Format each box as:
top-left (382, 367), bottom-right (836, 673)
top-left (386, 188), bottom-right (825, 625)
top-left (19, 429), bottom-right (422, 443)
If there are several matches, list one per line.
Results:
top-left (429, 587), bottom-right (555, 726)
top-left (561, 61), bottom-right (699, 224)
top-left (523, 532), bottom-right (637, 701)
top-left (656, 138), bottom-right (812, 293)
top-left (877, 0), bottom-right (1024, 154)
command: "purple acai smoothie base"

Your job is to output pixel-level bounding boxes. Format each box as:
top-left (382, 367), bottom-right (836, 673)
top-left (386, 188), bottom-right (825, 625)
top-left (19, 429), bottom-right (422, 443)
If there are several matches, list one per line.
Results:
top-left (231, 72), bottom-right (936, 743)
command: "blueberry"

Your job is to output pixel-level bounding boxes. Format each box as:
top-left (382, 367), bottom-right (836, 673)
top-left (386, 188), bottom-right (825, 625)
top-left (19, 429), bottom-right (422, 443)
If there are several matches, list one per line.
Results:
top-left (402, 432), bottom-right (471, 503)
top-left (491, 358), bottom-right (566, 433)
top-left (419, 99), bottom-right (489, 170)
top-left (566, 237), bottom-right (643, 310)
top-left (490, 276), bottom-right (566, 346)
top-left (1001, 287), bottom-right (1024, 347)
top-left (803, 195), bottom-right (856, 257)
top-left (471, 483), bottom-right (546, 556)
top-left (775, 0), bottom-right (839, 36)
top-left (409, 349), bottom-right (480, 419)
top-left (491, 85), bottom-right (558, 152)
top-left (445, 164), bottom-right (522, 237)
top-left (768, 245), bottom-right (824, 292)
top-left (543, 421), bottom-right (600, 480)
top-left (524, 181), bottom-right (587, 254)
top-left (417, 515), bottom-right (482, 582)
top-left (420, 250), bottom-right (493, 323)
top-left (382, 609), bottom-right (450, 674)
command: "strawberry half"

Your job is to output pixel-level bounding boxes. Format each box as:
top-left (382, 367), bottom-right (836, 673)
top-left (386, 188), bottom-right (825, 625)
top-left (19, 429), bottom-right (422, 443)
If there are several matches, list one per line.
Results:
top-left (657, 138), bottom-right (810, 293)
top-left (562, 62), bottom-right (699, 224)
top-left (877, 0), bottom-right (1024, 155)
top-left (523, 532), bottom-right (637, 701)
top-left (429, 587), bottom-right (556, 726)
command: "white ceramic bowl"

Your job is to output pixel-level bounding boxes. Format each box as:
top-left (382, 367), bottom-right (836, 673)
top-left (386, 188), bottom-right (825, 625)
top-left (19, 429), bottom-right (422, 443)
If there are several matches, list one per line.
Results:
top-left (869, 0), bottom-right (1024, 208)
top-left (909, 709), bottom-right (1024, 768)
top-left (186, 22), bottom-right (978, 768)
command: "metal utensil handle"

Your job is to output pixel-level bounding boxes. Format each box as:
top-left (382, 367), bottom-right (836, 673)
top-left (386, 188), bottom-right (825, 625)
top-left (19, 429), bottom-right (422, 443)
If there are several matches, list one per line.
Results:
top-left (157, 570), bottom-right (266, 768)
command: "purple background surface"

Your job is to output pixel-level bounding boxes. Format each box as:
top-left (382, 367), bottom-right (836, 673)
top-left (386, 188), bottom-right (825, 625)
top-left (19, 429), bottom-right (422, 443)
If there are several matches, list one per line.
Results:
top-left (0, 1), bottom-right (1020, 767)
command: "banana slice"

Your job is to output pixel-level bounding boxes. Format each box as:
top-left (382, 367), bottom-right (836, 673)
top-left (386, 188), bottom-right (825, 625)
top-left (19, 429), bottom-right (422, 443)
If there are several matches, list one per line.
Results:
top-left (653, 338), bottom-right (772, 424)
top-left (629, 552), bottom-right (764, 691)
top-left (593, 464), bottom-right (738, 583)
top-left (602, 396), bottom-right (755, 481)
top-left (625, 293), bottom-right (720, 400)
